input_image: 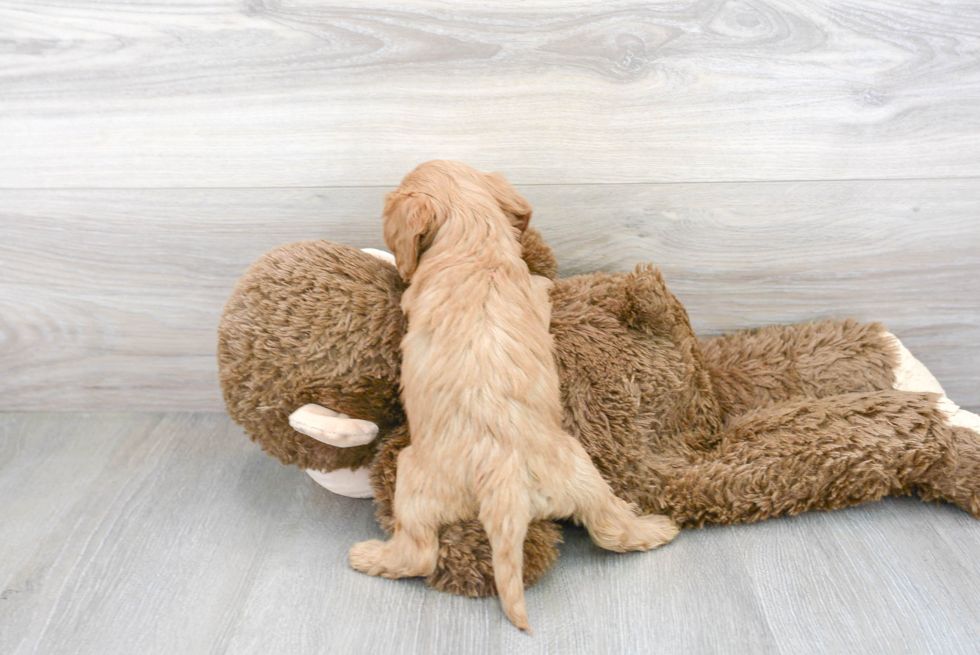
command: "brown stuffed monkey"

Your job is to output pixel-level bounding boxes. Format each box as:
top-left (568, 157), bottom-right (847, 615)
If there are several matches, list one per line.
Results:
top-left (219, 220), bottom-right (980, 597)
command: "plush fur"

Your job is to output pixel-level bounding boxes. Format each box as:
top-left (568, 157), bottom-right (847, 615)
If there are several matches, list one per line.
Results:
top-left (350, 162), bottom-right (677, 630)
top-left (218, 223), bottom-right (980, 598)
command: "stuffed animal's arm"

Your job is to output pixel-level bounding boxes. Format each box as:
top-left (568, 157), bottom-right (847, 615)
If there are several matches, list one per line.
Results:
top-left (289, 404), bottom-right (378, 498)
top-left (287, 247), bottom-right (397, 499)
top-left (289, 404), bottom-right (378, 447)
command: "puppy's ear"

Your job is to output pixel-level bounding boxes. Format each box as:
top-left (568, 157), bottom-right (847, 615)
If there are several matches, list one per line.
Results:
top-left (382, 191), bottom-right (440, 281)
top-left (485, 172), bottom-right (532, 233)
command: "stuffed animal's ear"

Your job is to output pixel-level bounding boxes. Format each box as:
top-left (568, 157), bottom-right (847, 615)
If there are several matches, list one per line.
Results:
top-left (485, 172), bottom-right (532, 233)
top-left (382, 190), bottom-right (440, 281)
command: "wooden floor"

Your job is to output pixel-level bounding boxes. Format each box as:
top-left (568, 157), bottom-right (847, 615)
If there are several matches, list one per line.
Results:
top-left (2, 412), bottom-right (980, 655)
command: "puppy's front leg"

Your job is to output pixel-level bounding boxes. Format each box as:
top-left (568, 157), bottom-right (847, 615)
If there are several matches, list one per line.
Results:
top-left (349, 445), bottom-right (441, 578)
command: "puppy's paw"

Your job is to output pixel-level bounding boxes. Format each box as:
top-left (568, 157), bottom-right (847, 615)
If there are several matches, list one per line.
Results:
top-left (349, 539), bottom-right (389, 576)
top-left (621, 514), bottom-right (680, 552)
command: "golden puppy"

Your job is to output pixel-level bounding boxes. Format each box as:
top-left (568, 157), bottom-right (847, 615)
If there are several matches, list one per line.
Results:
top-left (349, 161), bottom-right (678, 632)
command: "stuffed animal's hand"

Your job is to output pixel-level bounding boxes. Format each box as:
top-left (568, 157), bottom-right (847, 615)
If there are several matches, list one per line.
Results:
top-left (289, 404), bottom-right (378, 498)
top-left (289, 403), bottom-right (379, 448)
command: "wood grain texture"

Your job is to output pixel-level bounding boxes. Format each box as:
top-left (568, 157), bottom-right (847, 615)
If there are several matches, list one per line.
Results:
top-left (1, 180), bottom-right (977, 411)
top-left (1, 0), bottom-right (980, 187)
top-left (0, 186), bottom-right (386, 411)
top-left (2, 412), bottom-right (980, 654)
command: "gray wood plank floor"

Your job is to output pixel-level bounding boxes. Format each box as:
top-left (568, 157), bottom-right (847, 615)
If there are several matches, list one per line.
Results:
top-left (3, 412), bottom-right (979, 655)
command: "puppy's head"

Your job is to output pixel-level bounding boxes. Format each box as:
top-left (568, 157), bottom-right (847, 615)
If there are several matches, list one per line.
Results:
top-left (382, 161), bottom-right (533, 281)
top-left (382, 188), bottom-right (444, 282)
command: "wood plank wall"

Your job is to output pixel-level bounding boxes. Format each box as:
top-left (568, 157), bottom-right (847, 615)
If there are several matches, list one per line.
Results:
top-left (1, 1), bottom-right (978, 410)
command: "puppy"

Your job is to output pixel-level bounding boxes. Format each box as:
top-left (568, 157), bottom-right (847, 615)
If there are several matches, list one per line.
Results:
top-left (349, 161), bottom-right (678, 632)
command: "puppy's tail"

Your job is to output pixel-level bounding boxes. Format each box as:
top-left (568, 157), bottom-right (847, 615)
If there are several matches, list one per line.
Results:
top-left (480, 489), bottom-right (533, 634)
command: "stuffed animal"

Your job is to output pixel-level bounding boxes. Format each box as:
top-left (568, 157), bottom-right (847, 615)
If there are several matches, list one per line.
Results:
top-left (218, 225), bottom-right (980, 597)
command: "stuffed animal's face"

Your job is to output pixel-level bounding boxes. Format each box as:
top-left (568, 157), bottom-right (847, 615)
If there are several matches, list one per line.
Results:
top-left (218, 227), bottom-right (559, 474)
top-left (219, 241), bottom-right (408, 472)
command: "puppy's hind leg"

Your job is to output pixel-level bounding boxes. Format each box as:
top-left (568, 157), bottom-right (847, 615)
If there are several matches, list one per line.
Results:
top-left (479, 485), bottom-right (533, 634)
top-left (563, 438), bottom-right (679, 552)
top-left (349, 445), bottom-right (441, 578)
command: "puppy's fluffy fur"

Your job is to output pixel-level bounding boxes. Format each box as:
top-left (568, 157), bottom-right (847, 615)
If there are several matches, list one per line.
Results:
top-left (349, 161), bottom-right (679, 631)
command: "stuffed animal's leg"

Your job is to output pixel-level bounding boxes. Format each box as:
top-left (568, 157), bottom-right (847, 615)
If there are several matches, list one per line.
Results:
top-left (885, 332), bottom-right (945, 395)
top-left (349, 445), bottom-right (440, 578)
top-left (560, 438), bottom-right (679, 551)
top-left (928, 398), bottom-right (980, 514)
top-left (659, 390), bottom-right (980, 527)
top-left (697, 319), bottom-right (956, 418)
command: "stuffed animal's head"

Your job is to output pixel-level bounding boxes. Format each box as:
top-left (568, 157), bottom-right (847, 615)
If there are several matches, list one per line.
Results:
top-left (218, 228), bottom-right (558, 474)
